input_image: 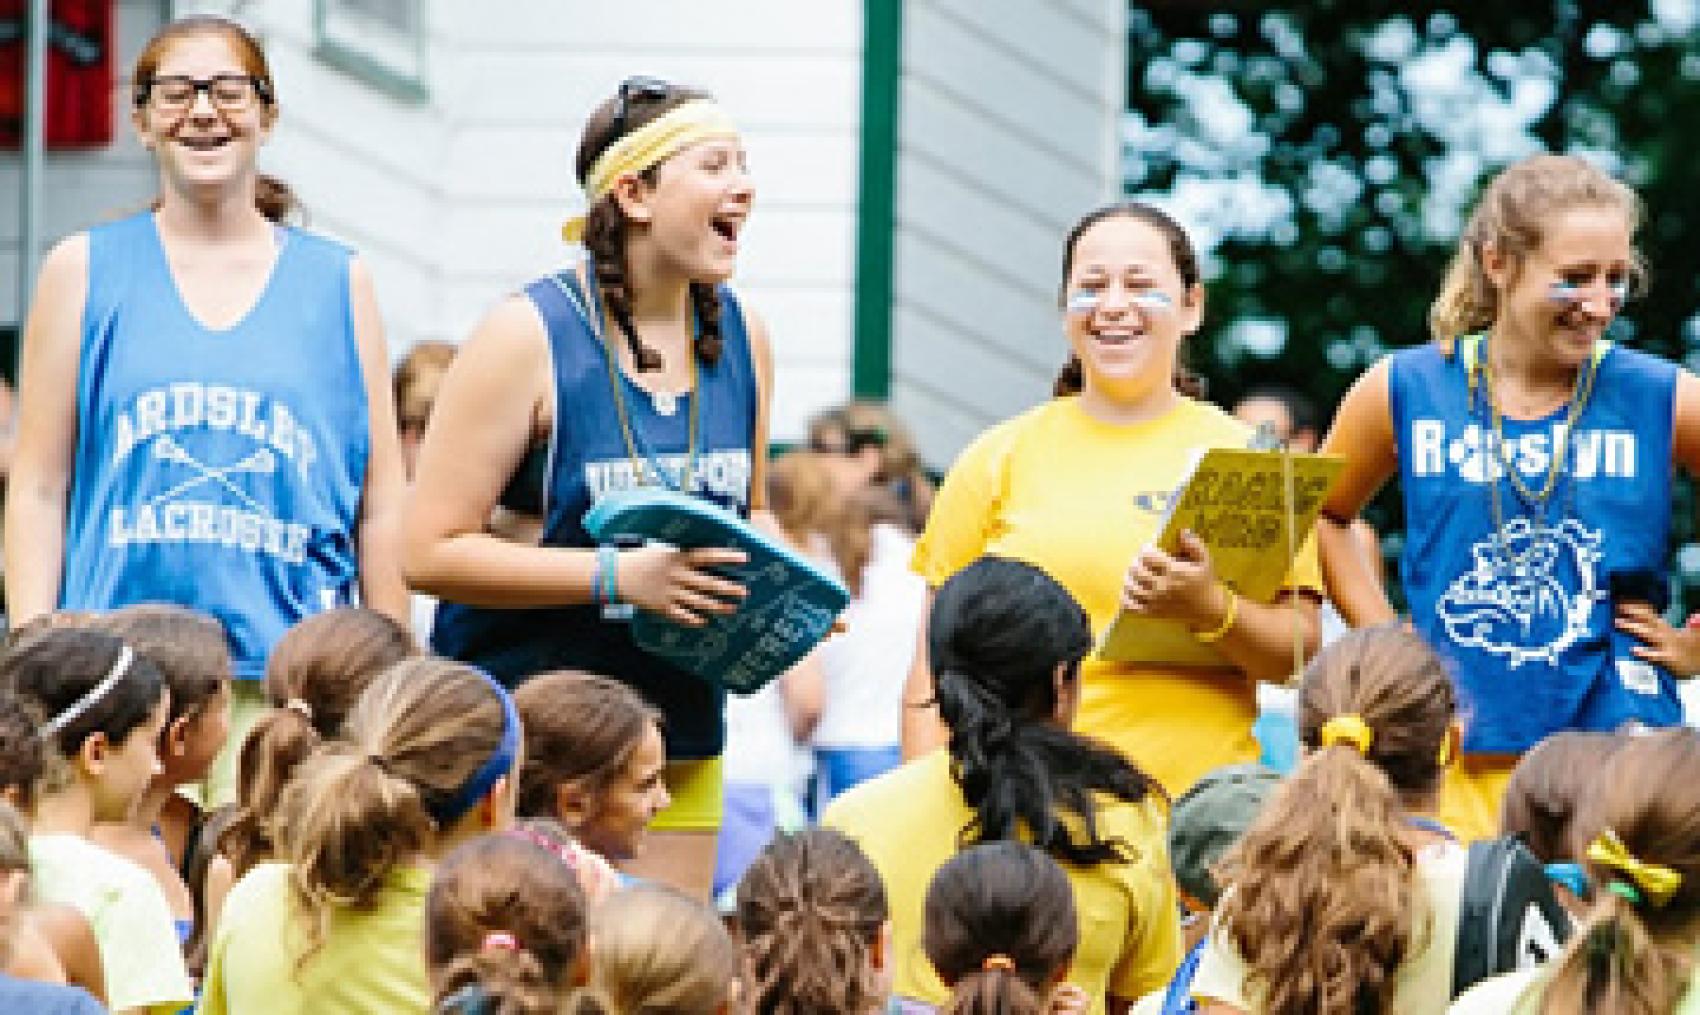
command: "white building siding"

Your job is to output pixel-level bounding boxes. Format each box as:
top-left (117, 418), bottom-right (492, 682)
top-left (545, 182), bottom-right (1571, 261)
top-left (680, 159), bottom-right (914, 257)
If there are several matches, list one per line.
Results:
top-left (887, 0), bottom-right (1126, 467)
top-left (173, 0), bottom-right (862, 444)
top-left (23, 1), bottom-right (1127, 462)
top-left (0, 0), bottom-right (166, 327)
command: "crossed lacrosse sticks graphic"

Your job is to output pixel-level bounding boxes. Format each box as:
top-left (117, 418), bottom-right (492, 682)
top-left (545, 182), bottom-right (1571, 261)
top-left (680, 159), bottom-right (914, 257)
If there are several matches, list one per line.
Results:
top-left (146, 434), bottom-right (278, 517)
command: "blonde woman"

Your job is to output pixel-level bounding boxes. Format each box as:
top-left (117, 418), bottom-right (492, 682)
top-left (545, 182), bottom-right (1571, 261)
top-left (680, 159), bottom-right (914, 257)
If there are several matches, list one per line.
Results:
top-left (1317, 155), bottom-right (1700, 839)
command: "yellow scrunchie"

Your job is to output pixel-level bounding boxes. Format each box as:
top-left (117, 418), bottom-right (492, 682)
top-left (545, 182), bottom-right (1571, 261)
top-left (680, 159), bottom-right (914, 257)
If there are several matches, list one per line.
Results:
top-left (1318, 714), bottom-right (1374, 756)
top-left (561, 99), bottom-right (740, 243)
top-left (1587, 828), bottom-right (1683, 907)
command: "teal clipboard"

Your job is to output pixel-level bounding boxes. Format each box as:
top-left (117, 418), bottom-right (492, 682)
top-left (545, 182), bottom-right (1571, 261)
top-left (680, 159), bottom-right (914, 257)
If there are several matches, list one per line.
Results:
top-left (582, 489), bottom-right (850, 695)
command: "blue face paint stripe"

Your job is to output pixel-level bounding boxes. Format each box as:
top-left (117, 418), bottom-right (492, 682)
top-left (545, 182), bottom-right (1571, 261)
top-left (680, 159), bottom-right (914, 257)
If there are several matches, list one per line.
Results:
top-left (1065, 290), bottom-right (1175, 314)
top-left (1548, 280), bottom-right (1628, 306)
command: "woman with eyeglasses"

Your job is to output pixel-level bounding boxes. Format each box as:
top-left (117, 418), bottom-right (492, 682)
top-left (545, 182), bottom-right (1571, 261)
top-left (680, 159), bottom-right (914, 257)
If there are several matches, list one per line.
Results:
top-left (1316, 154), bottom-right (1700, 842)
top-left (5, 16), bottom-right (408, 806)
top-left (405, 76), bottom-right (770, 898)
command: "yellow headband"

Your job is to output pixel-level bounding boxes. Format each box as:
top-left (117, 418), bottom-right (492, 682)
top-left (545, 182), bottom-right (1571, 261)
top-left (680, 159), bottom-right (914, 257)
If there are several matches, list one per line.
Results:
top-left (1587, 828), bottom-right (1682, 908)
top-left (1319, 714), bottom-right (1374, 756)
top-left (561, 100), bottom-right (740, 243)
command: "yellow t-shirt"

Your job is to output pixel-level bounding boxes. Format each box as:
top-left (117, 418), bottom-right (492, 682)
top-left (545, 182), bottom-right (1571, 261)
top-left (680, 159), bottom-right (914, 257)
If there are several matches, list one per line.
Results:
top-left (1193, 841), bottom-right (1467, 1013)
top-left (29, 833), bottom-right (194, 1015)
top-left (822, 749), bottom-right (1182, 1014)
top-left (912, 396), bottom-right (1323, 794)
top-left (201, 861), bottom-right (432, 1015)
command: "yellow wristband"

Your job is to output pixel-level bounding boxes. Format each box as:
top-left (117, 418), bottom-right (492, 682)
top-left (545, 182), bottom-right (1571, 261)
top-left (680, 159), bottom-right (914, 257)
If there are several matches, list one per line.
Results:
top-left (1194, 585), bottom-right (1239, 644)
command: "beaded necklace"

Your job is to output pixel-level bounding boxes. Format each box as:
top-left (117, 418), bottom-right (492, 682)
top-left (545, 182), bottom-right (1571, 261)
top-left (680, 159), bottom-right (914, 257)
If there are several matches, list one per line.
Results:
top-left (554, 266), bottom-right (701, 493)
top-left (1462, 333), bottom-right (1607, 567)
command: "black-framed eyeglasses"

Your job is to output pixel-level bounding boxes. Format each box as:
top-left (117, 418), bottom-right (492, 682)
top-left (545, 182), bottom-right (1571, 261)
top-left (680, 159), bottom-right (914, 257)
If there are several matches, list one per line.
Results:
top-left (610, 75), bottom-right (673, 140)
top-left (139, 74), bottom-right (271, 114)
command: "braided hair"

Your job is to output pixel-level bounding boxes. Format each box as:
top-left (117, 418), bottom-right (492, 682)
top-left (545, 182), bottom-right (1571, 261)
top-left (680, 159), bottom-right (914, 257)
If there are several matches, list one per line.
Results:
top-left (737, 829), bottom-right (889, 1014)
top-left (574, 82), bottom-right (726, 373)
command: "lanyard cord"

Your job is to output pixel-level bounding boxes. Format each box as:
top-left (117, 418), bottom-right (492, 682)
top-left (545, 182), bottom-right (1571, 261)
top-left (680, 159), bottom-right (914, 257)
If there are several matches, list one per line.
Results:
top-left (1464, 334), bottom-right (1604, 566)
top-left (1283, 441), bottom-right (1303, 682)
top-left (556, 265), bottom-right (702, 492)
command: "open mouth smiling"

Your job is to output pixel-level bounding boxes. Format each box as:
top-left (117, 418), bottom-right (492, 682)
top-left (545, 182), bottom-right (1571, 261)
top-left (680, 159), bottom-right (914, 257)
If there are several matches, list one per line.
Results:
top-left (177, 135), bottom-right (232, 152)
top-left (710, 212), bottom-right (743, 242)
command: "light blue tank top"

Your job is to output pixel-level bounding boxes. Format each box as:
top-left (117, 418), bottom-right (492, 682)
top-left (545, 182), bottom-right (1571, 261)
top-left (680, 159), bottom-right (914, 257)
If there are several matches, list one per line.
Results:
top-left (60, 212), bottom-right (369, 678)
top-left (1390, 337), bottom-right (1679, 752)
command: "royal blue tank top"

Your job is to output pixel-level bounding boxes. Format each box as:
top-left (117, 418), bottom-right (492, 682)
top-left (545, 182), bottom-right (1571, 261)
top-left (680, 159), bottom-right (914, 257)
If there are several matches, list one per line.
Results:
top-left (1390, 338), bottom-right (1679, 753)
top-left (431, 266), bottom-right (758, 759)
top-left (60, 213), bottom-right (369, 679)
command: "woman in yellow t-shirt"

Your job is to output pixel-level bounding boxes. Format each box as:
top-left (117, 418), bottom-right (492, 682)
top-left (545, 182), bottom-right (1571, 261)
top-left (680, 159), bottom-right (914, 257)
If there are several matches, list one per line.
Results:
top-left (905, 203), bottom-right (1323, 794)
top-left (826, 557), bottom-right (1181, 1015)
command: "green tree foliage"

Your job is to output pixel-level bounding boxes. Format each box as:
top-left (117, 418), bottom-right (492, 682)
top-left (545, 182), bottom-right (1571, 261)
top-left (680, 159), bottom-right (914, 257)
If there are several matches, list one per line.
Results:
top-left (1127, 1), bottom-right (1700, 602)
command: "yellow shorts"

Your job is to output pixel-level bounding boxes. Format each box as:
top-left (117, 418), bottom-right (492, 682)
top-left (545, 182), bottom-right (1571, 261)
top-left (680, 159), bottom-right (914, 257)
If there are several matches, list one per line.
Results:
top-left (1438, 753), bottom-right (1518, 842)
top-left (650, 757), bottom-right (724, 832)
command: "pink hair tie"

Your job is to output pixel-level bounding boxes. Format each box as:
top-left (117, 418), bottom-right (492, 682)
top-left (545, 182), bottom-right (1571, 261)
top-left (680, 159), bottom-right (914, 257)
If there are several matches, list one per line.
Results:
top-left (508, 827), bottom-right (580, 871)
top-left (482, 931), bottom-right (520, 952)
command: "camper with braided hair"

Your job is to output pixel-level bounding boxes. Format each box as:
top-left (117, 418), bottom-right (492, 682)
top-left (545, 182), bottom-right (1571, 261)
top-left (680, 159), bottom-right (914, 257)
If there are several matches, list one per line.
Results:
top-left (736, 829), bottom-right (891, 1015)
top-left (407, 76), bottom-right (773, 897)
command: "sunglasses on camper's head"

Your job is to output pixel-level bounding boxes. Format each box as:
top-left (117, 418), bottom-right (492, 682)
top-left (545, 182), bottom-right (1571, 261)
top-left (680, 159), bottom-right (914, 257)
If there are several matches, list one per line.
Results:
top-left (611, 75), bottom-right (674, 140)
top-left (810, 427), bottom-right (887, 456)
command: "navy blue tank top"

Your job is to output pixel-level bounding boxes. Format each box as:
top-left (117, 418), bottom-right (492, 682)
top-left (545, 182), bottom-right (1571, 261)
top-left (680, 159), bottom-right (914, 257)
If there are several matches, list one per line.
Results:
top-left (61, 213), bottom-right (368, 678)
top-left (1390, 338), bottom-right (1679, 753)
top-left (432, 267), bottom-right (758, 759)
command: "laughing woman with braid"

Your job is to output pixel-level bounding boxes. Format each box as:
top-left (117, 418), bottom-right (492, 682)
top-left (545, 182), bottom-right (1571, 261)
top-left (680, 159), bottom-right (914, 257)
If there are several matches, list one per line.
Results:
top-left (406, 78), bottom-right (771, 897)
top-left (1317, 155), bottom-right (1700, 841)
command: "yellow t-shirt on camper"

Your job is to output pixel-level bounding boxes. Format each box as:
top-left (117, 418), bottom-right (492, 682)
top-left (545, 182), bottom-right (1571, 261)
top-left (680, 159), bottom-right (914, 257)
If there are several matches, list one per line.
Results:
top-left (29, 833), bottom-right (194, 1015)
top-left (912, 396), bottom-right (1323, 794)
top-left (822, 749), bottom-right (1182, 1014)
top-left (201, 861), bottom-right (432, 1015)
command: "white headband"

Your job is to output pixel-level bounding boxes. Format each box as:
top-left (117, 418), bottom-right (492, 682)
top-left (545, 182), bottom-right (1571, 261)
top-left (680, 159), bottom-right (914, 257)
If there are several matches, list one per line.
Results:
top-left (43, 646), bottom-right (134, 735)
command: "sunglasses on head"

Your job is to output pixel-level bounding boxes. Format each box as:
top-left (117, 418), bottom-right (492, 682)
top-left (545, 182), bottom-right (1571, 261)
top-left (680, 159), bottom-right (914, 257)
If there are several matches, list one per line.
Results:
top-left (610, 75), bottom-right (674, 141)
top-left (810, 426), bottom-right (887, 456)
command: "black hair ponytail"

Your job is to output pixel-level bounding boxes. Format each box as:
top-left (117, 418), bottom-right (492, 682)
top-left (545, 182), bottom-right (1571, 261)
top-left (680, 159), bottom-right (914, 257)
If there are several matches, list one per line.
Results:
top-left (931, 557), bottom-right (1160, 865)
